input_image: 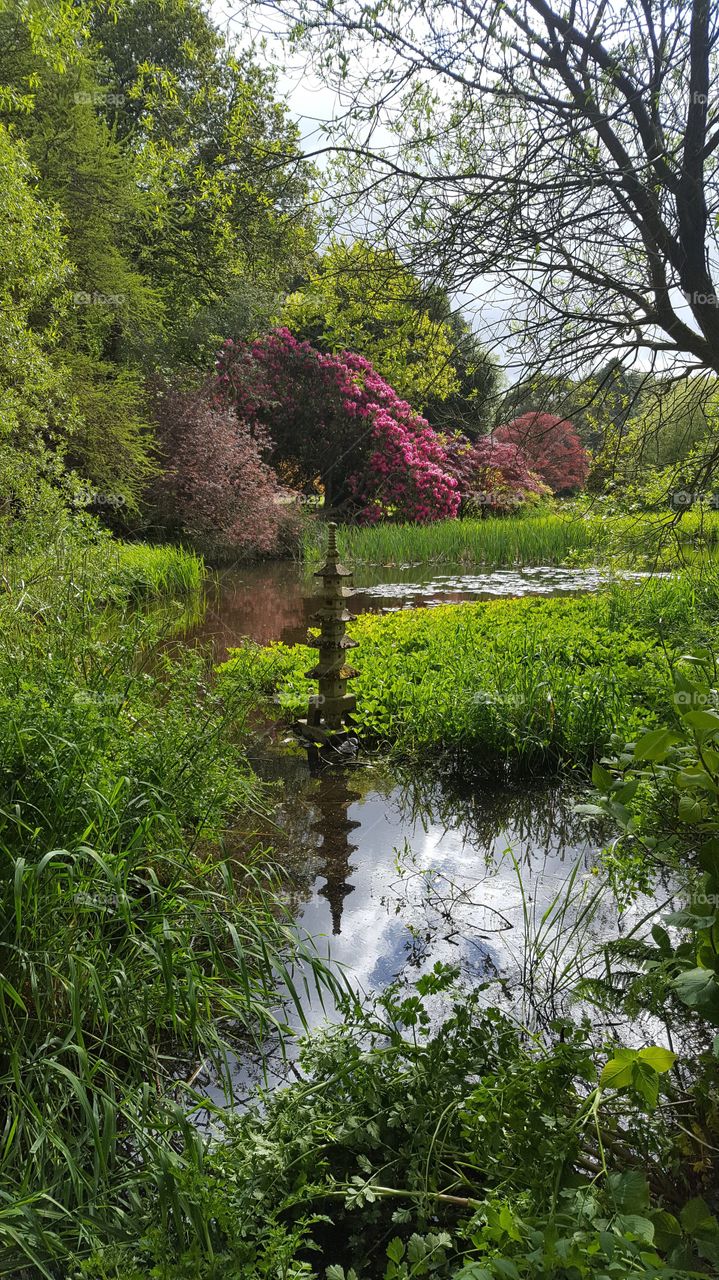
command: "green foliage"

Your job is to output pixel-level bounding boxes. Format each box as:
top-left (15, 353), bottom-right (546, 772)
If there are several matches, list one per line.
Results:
top-left (91, 0), bottom-right (315, 364)
top-left (79, 971), bottom-right (716, 1279)
top-left (282, 241), bottom-right (460, 408)
top-left (0, 527), bottom-right (336, 1272)
top-left (422, 294), bottom-right (502, 437)
top-left (615, 378), bottom-right (719, 474)
top-left (0, 0), bottom-right (317, 545)
top-left (64, 355), bottom-right (158, 510)
top-left (220, 574), bottom-right (719, 778)
top-left (585, 658), bottom-right (719, 1029)
top-left (0, 122), bottom-right (74, 450)
top-left (301, 510), bottom-right (719, 570)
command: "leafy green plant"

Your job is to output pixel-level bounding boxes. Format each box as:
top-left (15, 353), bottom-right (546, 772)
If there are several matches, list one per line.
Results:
top-left (0, 529), bottom-right (337, 1274)
top-left (220, 574), bottom-right (719, 778)
top-left (79, 968), bottom-right (717, 1279)
top-left (584, 658), bottom-right (719, 1030)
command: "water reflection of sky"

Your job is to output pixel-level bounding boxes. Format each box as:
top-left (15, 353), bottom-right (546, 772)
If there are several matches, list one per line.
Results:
top-left (204, 753), bottom-right (675, 1109)
top-left (250, 753), bottom-right (666, 1028)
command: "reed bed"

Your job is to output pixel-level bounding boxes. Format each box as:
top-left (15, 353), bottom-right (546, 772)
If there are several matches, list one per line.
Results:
top-left (301, 509), bottom-right (719, 569)
top-left (0, 533), bottom-right (335, 1274)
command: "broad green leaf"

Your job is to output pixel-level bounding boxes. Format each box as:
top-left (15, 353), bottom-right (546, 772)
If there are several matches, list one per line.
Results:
top-left (599, 1056), bottom-right (635, 1089)
top-left (673, 968), bottom-right (719, 1021)
top-left (608, 1170), bottom-right (649, 1212)
top-left (637, 1046), bottom-right (676, 1073)
top-left (684, 711), bottom-right (719, 736)
top-left (651, 1210), bottom-right (682, 1252)
top-left (386, 1238), bottom-right (405, 1264)
top-left (680, 1197), bottom-right (717, 1235)
top-left (631, 1060), bottom-right (659, 1109)
top-left (492, 1261), bottom-right (521, 1280)
top-left (618, 1213), bottom-right (655, 1244)
top-left (677, 793), bottom-right (705, 823)
top-left (633, 728), bottom-right (681, 761)
top-left (592, 762), bottom-right (613, 790)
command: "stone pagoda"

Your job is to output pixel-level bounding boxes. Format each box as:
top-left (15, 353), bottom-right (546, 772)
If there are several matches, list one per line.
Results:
top-left (296, 522), bottom-right (359, 748)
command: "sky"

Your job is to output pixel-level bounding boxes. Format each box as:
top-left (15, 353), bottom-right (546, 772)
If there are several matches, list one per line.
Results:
top-left (209, 2), bottom-right (707, 387)
top-left (211, 0), bottom-right (520, 376)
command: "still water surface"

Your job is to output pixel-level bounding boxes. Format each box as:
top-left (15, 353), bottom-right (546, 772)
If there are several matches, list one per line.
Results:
top-left (187, 558), bottom-right (671, 1101)
top-left (189, 559), bottom-right (616, 656)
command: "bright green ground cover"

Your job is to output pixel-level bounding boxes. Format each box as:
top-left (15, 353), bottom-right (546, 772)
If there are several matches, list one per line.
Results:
top-left (220, 571), bottom-right (719, 777)
top-left (302, 510), bottom-right (719, 569)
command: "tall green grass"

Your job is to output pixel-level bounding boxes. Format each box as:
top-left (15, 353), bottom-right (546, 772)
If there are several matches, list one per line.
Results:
top-left (220, 569), bottom-right (719, 778)
top-left (2, 534), bottom-right (205, 605)
top-left (0, 532), bottom-right (335, 1275)
top-left (301, 510), bottom-right (719, 569)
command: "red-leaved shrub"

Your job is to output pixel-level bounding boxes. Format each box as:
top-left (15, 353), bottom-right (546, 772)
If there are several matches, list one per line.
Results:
top-left (493, 413), bottom-right (590, 494)
top-left (441, 432), bottom-right (548, 513)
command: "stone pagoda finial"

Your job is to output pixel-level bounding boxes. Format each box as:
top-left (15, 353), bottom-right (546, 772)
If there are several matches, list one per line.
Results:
top-left (295, 522), bottom-right (360, 749)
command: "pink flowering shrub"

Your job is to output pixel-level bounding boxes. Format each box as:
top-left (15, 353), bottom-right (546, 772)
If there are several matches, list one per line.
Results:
top-left (441, 432), bottom-right (548, 513)
top-left (214, 329), bottom-right (460, 523)
top-left (151, 383), bottom-right (300, 559)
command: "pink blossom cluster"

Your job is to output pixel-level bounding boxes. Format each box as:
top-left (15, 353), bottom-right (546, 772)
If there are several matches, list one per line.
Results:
top-left (214, 329), bottom-right (460, 522)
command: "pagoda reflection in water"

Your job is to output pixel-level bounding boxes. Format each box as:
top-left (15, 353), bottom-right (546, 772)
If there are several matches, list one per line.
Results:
top-left (311, 767), bottom-right (362, 935)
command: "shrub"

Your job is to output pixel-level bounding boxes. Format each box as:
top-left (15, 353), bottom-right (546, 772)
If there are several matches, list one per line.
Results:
top-left (213, 329), bottom-right (460, 521)
top-left (441, 431), bottom-right (550, 513)
top-left (150, 382), bottom-right (301, 560)
top-left (494, 412), bottom-right (591, 494)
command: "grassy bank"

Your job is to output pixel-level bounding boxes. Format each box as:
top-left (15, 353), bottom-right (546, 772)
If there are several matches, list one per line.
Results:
top-left (220, 571), bottom-right (719, 778)
top-left (2, 534), bottom-right (205, 604)
top-left (302, 509), bottom-right (719, 569)
top-left (0, 531), bottom-right (334, 1275)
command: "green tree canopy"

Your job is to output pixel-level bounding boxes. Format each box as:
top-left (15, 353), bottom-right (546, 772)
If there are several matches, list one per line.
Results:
top-left (281, 241), bottom-right (460, 408)
top-left (0, 0), bottom-right (318, 511)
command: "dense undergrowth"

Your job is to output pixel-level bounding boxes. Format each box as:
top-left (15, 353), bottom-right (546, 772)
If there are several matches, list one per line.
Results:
top-left (220, 571), bottom-right (719, 779)
top-left (83, 985), bottom-right (719, 1280)
top-left (301, 511), bottom-right (719, 570)
top-left (80, 674), bottom-right (719, 1280)
top-left (0, 524), bottom-right (336, 1276)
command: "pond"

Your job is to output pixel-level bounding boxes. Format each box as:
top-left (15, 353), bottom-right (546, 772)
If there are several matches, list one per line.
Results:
top-left (208, 734), bottom-right (673, 1105)
top-left (187, 556), bottom-right (674, 1105)
top-left (188, 558), bottom-right (624, 655)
